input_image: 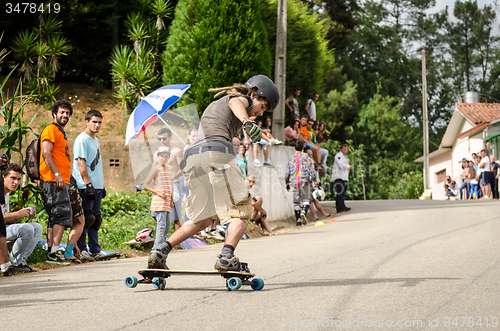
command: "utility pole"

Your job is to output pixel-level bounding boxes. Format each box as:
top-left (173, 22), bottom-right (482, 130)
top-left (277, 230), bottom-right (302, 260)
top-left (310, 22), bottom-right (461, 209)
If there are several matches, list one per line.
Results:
top-left (422, 50), bottom-right (429, 190)
top-left (273, 0), bottom-right (287, 141)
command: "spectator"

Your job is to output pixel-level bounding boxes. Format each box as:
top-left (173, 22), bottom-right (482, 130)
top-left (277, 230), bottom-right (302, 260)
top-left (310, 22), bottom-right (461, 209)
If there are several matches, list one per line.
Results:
top-left (143, 146), bottom-right (173, 249)
top-left (468, 161), bottom-right (478, 199)
top-left (305, 92), bottom-right (319, 121)
top-left (263, 116), bottom-right (282, 145)
top-left (0, 157), bottom-right (12, 276)
top-left (183, 128), bottom-right (198, 153)
top-left (73, 110), bottom-right (107, 261)
top-left (299, 117), bottom-right (321, 165)
top-left (458, 158), bottom-right (470, 200)
top-left (317, 122), bottom-right (330, 171)
top-left (479, 149), bottom-right (492, 199)
top-left (285, 88), bottom-right (301, 118)
top-left (285, 140), bottom-right (316, 226)
top-left (1, 164), bottom-right (41, 273)
top-left (331, 143), bottom-right (353, 213)
top-left (242, 137), bottom-right (252, 154)
top-left (309, 182), bottom-right (332, 221)
top-left (235, 143), bottom-right (248, 177)
top-left (157, 128), bottom-right (184, 231)
top-left (245, 175), bottom-right (275, 235)
top-left (232, 137), bottom-right (241, 156)
top-left (39, 99), bottom-right (75, 265)
top-left (284, 119), bottom-right (300, 146)
top-left (181, 128), bottom-right (198, 222)
top-left (490, 155), bottom-right (499, 199)
top-left (253, 119), bottom-right (273, 167)
top-left (444, 176), bottom-right (458, 200)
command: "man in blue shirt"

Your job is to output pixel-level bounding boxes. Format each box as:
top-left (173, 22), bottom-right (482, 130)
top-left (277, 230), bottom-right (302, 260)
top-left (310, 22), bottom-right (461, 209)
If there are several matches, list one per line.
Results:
top-left (72, 110), bottom-right (105, 261)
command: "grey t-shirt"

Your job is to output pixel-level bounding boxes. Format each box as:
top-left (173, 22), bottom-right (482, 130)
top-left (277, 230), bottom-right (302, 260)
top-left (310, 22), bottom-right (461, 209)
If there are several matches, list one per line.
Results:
top-left (194, 94), bottom-right (252, 144)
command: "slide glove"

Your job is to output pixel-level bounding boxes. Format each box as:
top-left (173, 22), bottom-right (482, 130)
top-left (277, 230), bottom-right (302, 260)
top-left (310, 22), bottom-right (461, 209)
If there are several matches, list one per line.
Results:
top-left (243, 119), bottom-right (262, 143)
top-left (86, 183), bottom-right (97, 200)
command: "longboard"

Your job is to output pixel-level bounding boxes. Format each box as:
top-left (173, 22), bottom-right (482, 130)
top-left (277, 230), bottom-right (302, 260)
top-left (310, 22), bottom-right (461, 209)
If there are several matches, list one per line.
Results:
top-left (124, 263), bottom-right (264, 291)
top-left (95, 252), bottom-right (121, 261)
top-left (123, 238), bottom-right (155, 246)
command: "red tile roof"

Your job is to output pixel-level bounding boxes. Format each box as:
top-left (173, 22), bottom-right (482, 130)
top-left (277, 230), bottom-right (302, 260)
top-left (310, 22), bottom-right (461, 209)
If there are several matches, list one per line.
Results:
top-left (456, 122), bottom-right (489, 140)
top-left (455, 102), bottom-right (500, 124)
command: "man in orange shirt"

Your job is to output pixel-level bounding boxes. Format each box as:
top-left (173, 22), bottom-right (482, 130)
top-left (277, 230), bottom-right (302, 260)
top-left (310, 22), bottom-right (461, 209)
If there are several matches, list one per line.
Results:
top-left (299, 117), bottom-right (321, 165)
top-left (40, 99), bottom-right (74, 264)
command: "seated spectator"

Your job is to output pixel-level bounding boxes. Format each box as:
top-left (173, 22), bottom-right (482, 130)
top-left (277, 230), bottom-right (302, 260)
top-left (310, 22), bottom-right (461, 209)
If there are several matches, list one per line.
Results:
top-left (299, 116), bottom-right (321, 165)
top-left (253, 119), bottom-right (273, 167)
top-left (317, 122), bottom-right (330, 172)
top-left (309, 182), bottom-right (332, 221)
top-left (284, 119), bottom-right (300, 146)
top-left (458, 158), bottom-right (470, 200)
top-left (1, 164), bottom-right (41, 273)
top-left (235, 143), bottom-right (248, 177)
top-left (263, 116), bottom-right (282, 145)
top-left (444, 176), bottom-right (458, 200)
top-left (245, 175), bottom-right (275, 235)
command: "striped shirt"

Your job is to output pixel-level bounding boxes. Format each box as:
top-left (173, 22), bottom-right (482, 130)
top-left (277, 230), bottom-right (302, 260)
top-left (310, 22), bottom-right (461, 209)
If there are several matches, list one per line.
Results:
top-left (150, 164), bottom-right (173, 212)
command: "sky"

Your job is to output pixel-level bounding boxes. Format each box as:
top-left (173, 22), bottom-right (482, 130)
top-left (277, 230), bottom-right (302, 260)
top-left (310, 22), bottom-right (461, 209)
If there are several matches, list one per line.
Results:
top-left (432, 0), bottom-right (495, 13)
top-left (428, 0), bottom-right (498, 33)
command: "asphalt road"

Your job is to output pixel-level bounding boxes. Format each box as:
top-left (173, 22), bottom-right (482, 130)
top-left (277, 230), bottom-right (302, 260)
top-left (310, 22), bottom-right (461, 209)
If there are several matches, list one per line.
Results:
top-left (1, 199), bottom-right (500, 331)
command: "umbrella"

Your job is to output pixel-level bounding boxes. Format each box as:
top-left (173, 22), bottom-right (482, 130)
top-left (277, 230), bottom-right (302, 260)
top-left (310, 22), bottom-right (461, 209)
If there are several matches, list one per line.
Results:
top-left (125, 84), bottom-right (191, 145)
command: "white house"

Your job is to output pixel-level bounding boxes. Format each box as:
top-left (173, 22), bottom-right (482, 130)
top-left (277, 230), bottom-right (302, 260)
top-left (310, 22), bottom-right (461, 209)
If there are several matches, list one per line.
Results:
top-left (415, 102), bottom-right (500, 199)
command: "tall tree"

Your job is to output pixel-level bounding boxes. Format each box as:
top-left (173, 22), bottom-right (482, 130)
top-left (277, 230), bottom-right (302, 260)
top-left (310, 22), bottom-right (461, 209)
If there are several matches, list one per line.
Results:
top-left (447, 0), bottom-right (483, 93)
top-left (162, 0), bottom-right (272, 112)
top-left (260, 0), bottom-right (336, 110)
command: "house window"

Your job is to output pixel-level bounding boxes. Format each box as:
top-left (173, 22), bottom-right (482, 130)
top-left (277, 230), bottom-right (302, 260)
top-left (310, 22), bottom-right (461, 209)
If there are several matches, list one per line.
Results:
top-left (436, 169), bottom-right (446, 183)
top-left (110, 159), bottom-right (120, 167)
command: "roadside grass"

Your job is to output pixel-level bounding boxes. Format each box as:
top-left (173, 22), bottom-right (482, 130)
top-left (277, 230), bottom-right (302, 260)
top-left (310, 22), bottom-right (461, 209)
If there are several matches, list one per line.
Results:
top-left (13, 189), bottom-right (178, 265)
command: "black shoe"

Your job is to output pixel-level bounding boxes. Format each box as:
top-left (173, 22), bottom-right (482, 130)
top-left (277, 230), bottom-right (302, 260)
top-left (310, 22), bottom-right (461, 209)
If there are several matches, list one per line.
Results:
top-left (296, 221), bottom-right (302, 227)
top-left (1, 265), bottom-right (14, 277)
top-left (344, 207), bottom-right (351, 212)
top-left (19, 263), bottom-right (35, 272)
top-left (10, 265), bottom-right (30, 273)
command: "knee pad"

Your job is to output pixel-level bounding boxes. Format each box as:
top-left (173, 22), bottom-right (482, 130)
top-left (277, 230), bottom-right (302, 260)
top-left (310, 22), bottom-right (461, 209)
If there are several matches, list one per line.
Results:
top-left (90, 212), bottom-right (102, 231)
top-left (84, 210), bottom-right (95, 229)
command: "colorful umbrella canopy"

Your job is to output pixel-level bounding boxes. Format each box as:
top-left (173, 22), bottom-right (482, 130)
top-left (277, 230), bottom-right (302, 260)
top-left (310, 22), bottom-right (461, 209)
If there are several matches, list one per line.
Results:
top-left (125, 84), bottom-right (190, 145)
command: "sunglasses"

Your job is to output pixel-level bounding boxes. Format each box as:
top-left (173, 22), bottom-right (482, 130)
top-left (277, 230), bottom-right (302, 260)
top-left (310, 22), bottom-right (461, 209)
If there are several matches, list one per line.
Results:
top-left (158, 137), bottom-right (169, 141)
top-left (248, 180), bottom-right (255, 184)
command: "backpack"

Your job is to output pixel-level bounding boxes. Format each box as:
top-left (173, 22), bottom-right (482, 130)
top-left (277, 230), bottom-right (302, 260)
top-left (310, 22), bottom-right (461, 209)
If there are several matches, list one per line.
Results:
top-left (25, 122), bottom-right (66, 181)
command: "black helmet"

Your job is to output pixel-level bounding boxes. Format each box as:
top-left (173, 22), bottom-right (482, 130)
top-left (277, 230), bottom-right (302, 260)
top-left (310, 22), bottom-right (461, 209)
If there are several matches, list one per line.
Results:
top-left (245, 75), bottom-right (280, 111)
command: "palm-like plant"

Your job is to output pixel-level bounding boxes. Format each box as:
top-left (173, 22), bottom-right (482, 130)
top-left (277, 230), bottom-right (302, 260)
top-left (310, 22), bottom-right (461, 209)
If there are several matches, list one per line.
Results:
top-left (111, 44), bottom-right (134, 87)
top-left (47, 35), bottom-right (72, 78)
top-left (33, 42), bottom-right (49, 91)
top-left (11, 30), bottom-right (37, 82)
top-left (126, 12), bottom-right (150, 63)
top-left (0, 32), bottom-right (10, 65)
top-left (36, 15), bottom-right (63, 42)
top-left (150, 0), bottom-right (173, 72)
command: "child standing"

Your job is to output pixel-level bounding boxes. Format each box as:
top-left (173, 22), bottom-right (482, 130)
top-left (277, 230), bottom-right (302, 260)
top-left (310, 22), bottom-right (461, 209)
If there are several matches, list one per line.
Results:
top-left (143, 146), bottom-right (173, 249)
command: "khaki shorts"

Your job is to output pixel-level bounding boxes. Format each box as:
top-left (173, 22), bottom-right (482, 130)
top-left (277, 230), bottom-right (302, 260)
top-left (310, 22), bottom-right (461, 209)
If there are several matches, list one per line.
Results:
top-left (183, 149), bottom-right (251, 225)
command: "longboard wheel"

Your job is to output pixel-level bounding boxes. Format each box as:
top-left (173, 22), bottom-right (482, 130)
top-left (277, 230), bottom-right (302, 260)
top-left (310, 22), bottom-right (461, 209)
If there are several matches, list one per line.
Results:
top-left (251, 278), bottom-right (264, 291)
top-left (227, 277), bottom-right (242, 290)
top-left (152, 277), bottom-right (166, 290)
top-left (125, 276), bottom-right (138, 288)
